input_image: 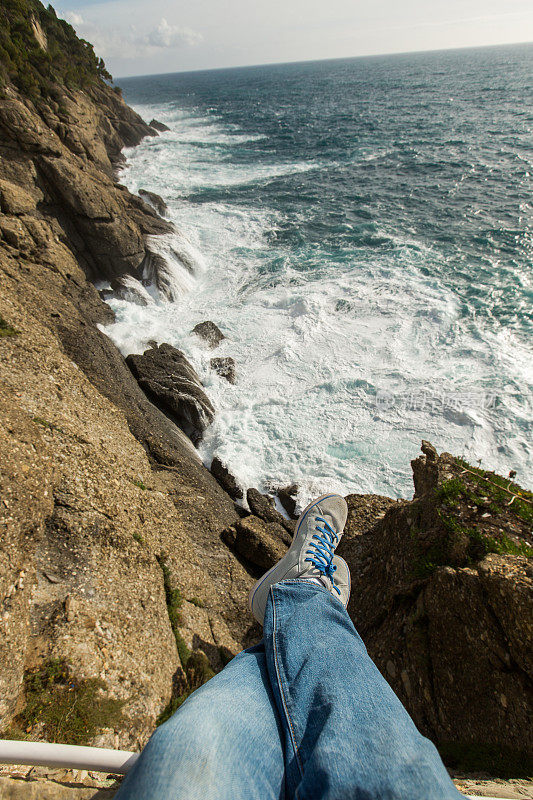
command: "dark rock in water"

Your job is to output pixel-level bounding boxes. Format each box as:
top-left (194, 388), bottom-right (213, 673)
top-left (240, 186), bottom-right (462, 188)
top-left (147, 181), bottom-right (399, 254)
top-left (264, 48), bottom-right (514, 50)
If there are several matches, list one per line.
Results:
top-left (126, 343), bottom-right (215, 444)
top-left (111, 275), bottom-right (153, 306)
top-left (222, 515), bottom-right (287, 569)
top-left (139, 188), bottom-right (168, 216)
top-left (210, 356), bottom-right (236, 384)
top-left (149, 118), bottom-right (170, 132)
top-left (247, 488), bottom-right (295, 540)
top-left (211, 456), bottom-right (242, 499)
top-left (277, 484), bottom-right (299, 518)
top-left (192, 321), bottom-right (225, 348)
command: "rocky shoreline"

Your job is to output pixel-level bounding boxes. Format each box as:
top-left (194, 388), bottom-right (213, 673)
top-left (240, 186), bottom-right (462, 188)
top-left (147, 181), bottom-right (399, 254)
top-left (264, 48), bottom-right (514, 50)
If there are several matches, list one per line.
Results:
top-left (0, 5), bottom-right (532, 796)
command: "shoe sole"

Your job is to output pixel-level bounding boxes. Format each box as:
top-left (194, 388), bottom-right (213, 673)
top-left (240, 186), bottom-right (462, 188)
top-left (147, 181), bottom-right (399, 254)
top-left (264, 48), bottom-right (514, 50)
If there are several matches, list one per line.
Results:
top-left (248, 492), bottom-right (341, 615)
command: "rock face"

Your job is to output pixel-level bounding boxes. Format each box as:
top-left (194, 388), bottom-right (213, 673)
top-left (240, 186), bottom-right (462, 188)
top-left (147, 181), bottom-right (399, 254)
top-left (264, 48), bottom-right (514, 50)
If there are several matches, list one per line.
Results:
top-left (0, 32), bottom-right (258, 756)
top-left (337, 446), bottom-right (533, 771)
top-left (192, 320), bottom-right (225, 348)
top-left (126, 344), bottom-right (215, 444)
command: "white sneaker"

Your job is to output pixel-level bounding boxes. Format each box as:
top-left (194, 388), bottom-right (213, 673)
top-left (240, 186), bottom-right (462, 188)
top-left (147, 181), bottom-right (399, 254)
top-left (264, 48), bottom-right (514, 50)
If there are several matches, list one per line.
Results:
top-left (248, 493), bottom-right (350, 625)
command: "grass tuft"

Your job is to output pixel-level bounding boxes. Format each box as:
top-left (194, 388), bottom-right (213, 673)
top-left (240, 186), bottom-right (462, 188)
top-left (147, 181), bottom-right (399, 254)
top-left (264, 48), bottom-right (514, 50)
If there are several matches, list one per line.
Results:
top-left (0, 314), bottom-right (19, 337)
top-left (2, 659), bottom-right (123, 744)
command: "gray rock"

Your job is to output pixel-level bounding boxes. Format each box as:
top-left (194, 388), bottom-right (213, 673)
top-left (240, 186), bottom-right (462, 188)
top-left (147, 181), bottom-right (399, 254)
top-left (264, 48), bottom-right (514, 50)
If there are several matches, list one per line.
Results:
top-left (126, 343), bottom-right (215, 444)
top-left (192, 321), bottom-right (225, 348)
top-left (210, 356), bottom-right (236, 384)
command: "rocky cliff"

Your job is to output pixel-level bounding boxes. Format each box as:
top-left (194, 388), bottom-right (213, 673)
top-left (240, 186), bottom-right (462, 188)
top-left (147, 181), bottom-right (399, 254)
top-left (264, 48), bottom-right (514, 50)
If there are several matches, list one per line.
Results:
top-left (0, 1), bottom-right (532, 794)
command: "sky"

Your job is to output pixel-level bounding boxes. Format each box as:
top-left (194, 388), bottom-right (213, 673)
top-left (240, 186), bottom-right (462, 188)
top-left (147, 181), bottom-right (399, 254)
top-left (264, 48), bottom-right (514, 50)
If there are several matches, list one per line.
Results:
top-left (56, 0), bottom-right (533, 78)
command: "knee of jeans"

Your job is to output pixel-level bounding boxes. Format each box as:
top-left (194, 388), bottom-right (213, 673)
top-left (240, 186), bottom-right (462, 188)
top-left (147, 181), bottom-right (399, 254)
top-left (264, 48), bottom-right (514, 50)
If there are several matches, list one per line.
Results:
top-left (148, 692), bottom-right (238, 764)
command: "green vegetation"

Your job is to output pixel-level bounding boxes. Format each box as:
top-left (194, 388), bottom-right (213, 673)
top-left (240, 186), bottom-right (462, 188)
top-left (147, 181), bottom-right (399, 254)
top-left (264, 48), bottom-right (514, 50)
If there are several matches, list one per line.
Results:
top-left (0, 0), bottom-right (112, 101)
top-left (455, 458), bottom-right (533, 526)
top-left (439, 741), bottom-right (533, 778)
top-left (3, 659), bottom-right (123, 744)
top-left (0, 313), bottom-right (19, 337)
top-left (156, 556), bottom-right (216, 726)
top-left (132, 479), bottom-right (147, 490)
top-left (188, 597), bottom-right (205, 608)
top-left (132, 531), bottom-right (144, 545)
top-left (411, 471), bottom-right (532, 579)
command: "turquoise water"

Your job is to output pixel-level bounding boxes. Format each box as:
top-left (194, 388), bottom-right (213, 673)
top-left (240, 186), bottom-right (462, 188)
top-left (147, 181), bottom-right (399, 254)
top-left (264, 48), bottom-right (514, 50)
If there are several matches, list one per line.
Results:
top-left (104, 44), bottom-right (533, 503)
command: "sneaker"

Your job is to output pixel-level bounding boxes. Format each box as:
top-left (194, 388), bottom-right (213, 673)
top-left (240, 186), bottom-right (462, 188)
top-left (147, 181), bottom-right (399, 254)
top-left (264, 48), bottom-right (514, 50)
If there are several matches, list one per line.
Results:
top-left (248, 493), bottom-right (350, 625)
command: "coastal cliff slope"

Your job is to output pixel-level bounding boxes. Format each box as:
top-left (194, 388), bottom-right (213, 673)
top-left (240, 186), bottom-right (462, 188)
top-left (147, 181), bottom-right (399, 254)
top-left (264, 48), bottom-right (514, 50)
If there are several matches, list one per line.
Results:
top-left (0, 2), bottom-right (532, 795)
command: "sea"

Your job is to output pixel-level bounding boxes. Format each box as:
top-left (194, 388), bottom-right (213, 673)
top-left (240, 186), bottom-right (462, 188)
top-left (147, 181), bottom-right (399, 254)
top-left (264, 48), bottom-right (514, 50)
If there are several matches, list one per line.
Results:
top-left (103, 43), bottom-right (533, 505)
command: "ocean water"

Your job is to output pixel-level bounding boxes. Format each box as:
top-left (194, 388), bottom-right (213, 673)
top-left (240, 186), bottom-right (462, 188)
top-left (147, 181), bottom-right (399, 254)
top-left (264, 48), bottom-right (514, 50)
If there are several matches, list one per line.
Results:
top-left (105, 44), bottom-right (533, 504)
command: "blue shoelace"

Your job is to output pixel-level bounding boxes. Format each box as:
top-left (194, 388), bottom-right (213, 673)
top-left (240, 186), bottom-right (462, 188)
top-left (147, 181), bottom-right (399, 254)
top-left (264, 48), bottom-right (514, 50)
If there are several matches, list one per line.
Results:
top-left (304, 516), bottom-right (341, 595)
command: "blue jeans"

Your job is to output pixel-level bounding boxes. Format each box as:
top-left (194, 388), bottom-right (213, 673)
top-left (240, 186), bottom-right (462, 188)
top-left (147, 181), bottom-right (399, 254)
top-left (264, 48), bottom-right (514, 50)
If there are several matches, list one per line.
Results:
top-left (115, 581), bottom-right (462, 799)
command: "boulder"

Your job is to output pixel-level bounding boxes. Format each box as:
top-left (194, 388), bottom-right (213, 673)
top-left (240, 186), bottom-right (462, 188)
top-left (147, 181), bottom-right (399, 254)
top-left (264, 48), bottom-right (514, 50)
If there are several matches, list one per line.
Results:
top-left (247, 488), bottom-right (295, 540)
top-left (277, 484), bottom-right (299, 518)
top-left (222, 516), bottom-right (287, 569)
top-left (210, 356), bottom-right (236, 384)
top-left (149, 118), bottom-right (171, 132)
top-left (139, 188), bottom-right (168, 216)
top-left (192, 321), bottom-right (225, 348)
top-left (126, 343), bottom-right (215, 444)
top-left (211, 456), bottom-right (242, 499)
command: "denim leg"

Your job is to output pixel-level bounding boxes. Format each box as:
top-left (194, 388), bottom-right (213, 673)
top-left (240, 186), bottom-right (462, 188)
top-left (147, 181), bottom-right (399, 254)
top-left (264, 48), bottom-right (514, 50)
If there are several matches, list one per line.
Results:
top-left (264, 580), bottom-right (463, 800)
top-left (114, 643), bottom-right (285, 800)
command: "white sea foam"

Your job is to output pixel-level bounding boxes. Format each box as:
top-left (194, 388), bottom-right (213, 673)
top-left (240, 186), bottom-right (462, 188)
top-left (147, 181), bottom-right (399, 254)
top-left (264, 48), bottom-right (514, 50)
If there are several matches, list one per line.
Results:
top-left (103, 101), bottom-right (533, 506)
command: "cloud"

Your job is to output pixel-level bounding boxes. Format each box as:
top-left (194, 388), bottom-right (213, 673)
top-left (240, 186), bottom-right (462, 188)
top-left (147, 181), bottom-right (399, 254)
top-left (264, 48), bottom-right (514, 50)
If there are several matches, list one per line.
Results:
top-left (146, 18), bottom-right (202, 48)
top-left (63, 11), bottom-right (84, 25)
top-left (58, 13), bottom-right (202, 60)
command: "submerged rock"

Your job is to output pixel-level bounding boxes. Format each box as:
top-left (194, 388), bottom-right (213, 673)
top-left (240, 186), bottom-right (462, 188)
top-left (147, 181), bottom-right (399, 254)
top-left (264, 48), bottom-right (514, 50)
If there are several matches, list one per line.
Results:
top-left (126, 343), bottom-right (215, 443)
top-left (211, 456), bottom-right (243, 499)
top-left (192, 320), bottom-right (225, 348)
top-left (210, 356), bottom-right (236, 384)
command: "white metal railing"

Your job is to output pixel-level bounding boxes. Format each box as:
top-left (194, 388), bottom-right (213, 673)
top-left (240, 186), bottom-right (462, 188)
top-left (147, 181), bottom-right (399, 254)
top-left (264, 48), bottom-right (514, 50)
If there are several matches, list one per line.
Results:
top-left (0, 739), bottom-right (510, 798)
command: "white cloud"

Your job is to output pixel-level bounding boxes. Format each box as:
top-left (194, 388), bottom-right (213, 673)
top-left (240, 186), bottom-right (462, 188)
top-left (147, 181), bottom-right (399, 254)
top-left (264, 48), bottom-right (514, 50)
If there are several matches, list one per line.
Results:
top-left (63, 11), bottom-right (84, 25)
top-left (146, 18), bottom-right (202, 48)
top-left (58, 13), bottom-right (202, 60)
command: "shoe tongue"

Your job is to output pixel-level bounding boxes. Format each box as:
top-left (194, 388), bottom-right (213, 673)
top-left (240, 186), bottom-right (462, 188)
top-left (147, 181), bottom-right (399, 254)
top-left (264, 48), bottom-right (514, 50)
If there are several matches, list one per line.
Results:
top-left (316, 504), bottom-right (341, 538)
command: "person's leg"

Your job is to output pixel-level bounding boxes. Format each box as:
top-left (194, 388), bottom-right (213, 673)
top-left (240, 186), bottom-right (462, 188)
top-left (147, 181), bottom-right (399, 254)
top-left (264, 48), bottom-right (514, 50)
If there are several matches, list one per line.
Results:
top-left (114, 643), bottom-right (285, 800)
top-left (264, 580), bottom-right (463, 800)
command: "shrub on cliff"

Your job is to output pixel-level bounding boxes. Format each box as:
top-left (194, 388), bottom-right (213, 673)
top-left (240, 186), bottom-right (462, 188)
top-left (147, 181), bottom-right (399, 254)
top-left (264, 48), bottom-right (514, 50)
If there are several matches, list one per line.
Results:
top-left (0, 0), bottom-right (112, 101)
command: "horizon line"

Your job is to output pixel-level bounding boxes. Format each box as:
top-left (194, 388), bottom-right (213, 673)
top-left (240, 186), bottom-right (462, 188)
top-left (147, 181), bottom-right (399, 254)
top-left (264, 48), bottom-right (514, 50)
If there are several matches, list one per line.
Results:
top-left (115, 38), bottom-right (533, 82)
